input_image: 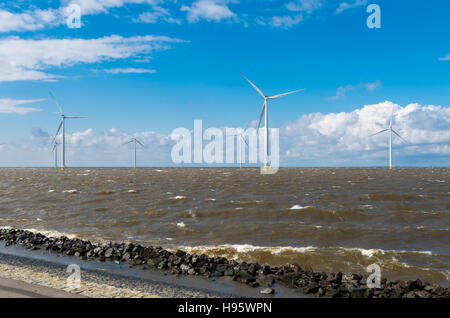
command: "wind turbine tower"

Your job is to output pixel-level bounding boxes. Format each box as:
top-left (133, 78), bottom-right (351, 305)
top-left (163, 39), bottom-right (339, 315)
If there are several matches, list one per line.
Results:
top-left (233, 132), bottom-right (248, 169)
top-left (51, 141), bottom-right (60, 169)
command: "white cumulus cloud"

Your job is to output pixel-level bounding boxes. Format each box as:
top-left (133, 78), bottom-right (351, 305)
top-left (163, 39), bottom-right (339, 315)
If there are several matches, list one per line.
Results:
top-left (181, 0), bottom-right (236, 23)
top-left (0, 8), bottom-right (61, 33)
top-left (336, 0), bottom-right (368, 14)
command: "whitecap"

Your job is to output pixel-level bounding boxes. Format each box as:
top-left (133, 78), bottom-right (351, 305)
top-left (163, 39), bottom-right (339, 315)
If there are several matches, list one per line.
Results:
top-left (179, 244), bottom-right (317, 256)
top-left (62, 189), bottom-right (78, 194)
top-left (342, 247), bottom-right (434, 257)
top-left (176, 222), bottom-right (186, 228)
top-left (289, 205), bottom-right (312, 210)
top-left (205, 198), bottom-right (216, 202)
top-left (127, 190), bottom-right (138, 193)
top-left (173, 196), bottom-right (186, 200)
top-left (23, 228), bottom-right (77, 239)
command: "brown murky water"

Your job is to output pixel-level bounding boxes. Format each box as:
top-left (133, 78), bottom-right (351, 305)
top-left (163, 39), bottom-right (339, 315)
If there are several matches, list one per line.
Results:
top-left (0, 168), bottom-right (449, 286)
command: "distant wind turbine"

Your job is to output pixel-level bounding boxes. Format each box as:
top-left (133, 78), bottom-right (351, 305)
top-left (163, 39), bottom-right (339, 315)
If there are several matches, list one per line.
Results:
top-left (370, 106), bottom-right (407, 169)
top-left (123, 138), bottom-right (145, 169)
top-left (233, 132), bottom-right (249, 169)
top-left (240, 72), bottom-right (305, 171)
top-left (51, 141), bottom-right (60, 169)
top-left (50, 92), bottom-right (87, 171)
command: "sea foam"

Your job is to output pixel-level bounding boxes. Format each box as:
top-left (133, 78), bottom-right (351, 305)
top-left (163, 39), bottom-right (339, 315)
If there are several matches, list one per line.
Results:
top-left (289, 205), bottom-right (312, 210)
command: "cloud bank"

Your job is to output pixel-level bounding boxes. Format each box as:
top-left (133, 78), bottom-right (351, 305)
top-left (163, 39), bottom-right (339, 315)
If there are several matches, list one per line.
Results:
top-left (0, 35), bottom-right (184, 82)
top-left (0, 98), bottom-right (44, 115)
top-left (1, 101), bottom-right (448, 167)
top-left (0, 0), bottom-right (375, 32)
top-left (281, 101), bottom-right (450, 166)
top-left (329, 80), bottom-right (381, 100)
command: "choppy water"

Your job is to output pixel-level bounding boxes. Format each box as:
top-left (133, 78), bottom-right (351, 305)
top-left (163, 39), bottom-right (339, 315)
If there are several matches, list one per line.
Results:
top-left (0, 168), bottom-right (449, 286)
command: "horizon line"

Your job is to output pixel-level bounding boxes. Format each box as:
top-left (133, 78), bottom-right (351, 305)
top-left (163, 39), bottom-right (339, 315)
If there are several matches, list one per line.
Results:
top-left (0, 166), bottom-right (448, 169)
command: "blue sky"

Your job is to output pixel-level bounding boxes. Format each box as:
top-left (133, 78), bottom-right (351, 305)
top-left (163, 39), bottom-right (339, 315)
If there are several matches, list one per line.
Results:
top-left (0, 0), bottom-right (449, 167)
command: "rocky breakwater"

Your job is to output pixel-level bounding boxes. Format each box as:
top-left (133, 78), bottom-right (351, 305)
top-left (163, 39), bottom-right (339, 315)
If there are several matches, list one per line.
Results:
top-left (1, 228), bottom-right (449, 298)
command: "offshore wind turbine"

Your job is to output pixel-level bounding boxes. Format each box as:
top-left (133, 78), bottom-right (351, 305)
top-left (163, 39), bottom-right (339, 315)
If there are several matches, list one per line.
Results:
top-left (51, 141), bottom-right (60, 169)
top-left (233, 132), bottom-right (249, 169)
top-left (50, 92), bottom-right (87, 171)
top-left (240, 72), bottom-right (305, 171)
top-left (370, 106), bottom-right (407, 170)
top-left (123, 138), bottom-right (145, 169)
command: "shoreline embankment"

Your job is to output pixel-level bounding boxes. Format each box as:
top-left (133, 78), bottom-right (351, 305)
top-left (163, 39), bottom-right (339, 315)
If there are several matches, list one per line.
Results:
top-left (0, 228), bottom-right (449, 298)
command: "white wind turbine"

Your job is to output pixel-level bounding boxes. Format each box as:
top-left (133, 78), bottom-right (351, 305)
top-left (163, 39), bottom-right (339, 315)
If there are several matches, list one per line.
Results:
top-left (240, 72), bottom-right (305, 170)
top-left (233, 132), bottom-right (249, 169)
top-left (123, 138), bottom-right (145, 169)
top-left (50, 92), bottom-right (87, 171)
top-left (370, 106), bottom-right (407, 169)
top-left (51, 140), bottom-right (60, 169)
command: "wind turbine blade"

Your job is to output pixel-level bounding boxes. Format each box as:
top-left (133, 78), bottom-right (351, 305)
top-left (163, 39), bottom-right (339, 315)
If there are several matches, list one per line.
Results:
top-left (392, 129), bottom-right (407, 143)
top-left (231, 133), bottom-right (249, 146)
top-left (65, 116), bottom-right (87, 119)
top-left (136, 139), bottom-right (145, 148)
top-left (390, 105), bottom-right (395, 126)
top-left (122, 140), bottom-right (134, 146)
top-left (369, 129), bottom-right (389, 137)
top-left (49, 91), bottom-right (64, 115)
top-left (257, 101), bottom-right (266, 133)
top-left (52, 121), bottom-right (63, 143)
top-left (240, 134), bottom-right (249, 146)
top-left (240, 72), bottom-right (265, 99)
top-left (268, 89), bottom-right (306, 100)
